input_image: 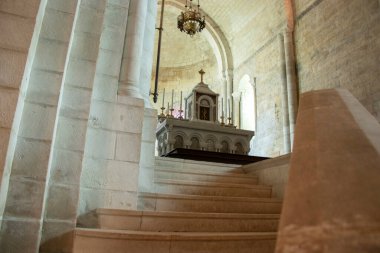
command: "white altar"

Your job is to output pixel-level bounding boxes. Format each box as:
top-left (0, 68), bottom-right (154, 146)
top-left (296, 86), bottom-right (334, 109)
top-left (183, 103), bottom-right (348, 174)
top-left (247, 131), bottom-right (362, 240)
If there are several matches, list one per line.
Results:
top-left (156, 70), bottom-right (254, 156)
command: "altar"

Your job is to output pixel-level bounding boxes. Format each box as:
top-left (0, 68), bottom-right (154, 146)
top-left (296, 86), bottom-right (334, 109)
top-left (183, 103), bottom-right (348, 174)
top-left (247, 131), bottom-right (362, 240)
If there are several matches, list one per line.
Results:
top-left (156, 70), bottom-right (256, 160)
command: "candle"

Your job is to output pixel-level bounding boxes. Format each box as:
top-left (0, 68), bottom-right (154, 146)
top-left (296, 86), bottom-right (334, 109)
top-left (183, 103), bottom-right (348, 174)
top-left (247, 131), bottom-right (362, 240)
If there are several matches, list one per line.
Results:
top-left (167, 102), bottom-right (169, 115)
top-left (221, 98), bottom-right (224, 117)
top-left (227, 98), bottom-right (230, 118)
top-left (171, 89), bottom-right (174, 109)
top-left (180, 91), bottom-right (183, 111)
top-left (162, 88), bottom-right (165, 108)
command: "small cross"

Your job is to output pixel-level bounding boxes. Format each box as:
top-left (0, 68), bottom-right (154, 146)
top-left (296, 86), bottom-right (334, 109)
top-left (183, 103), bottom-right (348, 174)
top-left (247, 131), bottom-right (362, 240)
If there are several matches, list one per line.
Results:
top-left (199, 69), bottom-right (205, 83)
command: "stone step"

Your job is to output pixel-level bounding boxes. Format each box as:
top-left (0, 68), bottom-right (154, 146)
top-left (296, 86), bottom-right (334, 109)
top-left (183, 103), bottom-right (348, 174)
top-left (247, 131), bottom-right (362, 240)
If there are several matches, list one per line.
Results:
top-left (96, 209), bottom-right (280, 232)
top-left (154, 179), bottom-right (272, 198)
top-left (73, 229), bottom-right (276, 253)
top-left (155, 168), bottom-right (258, 185)
top-left (138, 192), bottom-right (282, 214)
top-left (155, 157), bottom-right (244, 174)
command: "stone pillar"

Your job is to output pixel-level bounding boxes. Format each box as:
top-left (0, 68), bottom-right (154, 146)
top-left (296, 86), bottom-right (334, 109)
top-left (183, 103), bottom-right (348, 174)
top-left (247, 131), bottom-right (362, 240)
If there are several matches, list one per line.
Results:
top-left (275, 89), bottom-right (380, 252)
top-left (226, 69), bottom-right (234, 122)
top-left (138, 0), bottom-right (157, 107)
top-left (278, 33), bottom-right (291, 154)
top-left (138, 0), bottom-right (158, 193)
top-left (40, 0), bottom-right (107, 251)
top-left (283, 30), bottom-right (298, 149)
top-left (118, 0), bottom-right (148, 98)
top-left (231, 92), bottom-right (241, 128)
top-left (0, 0), bottom-right (78, 252)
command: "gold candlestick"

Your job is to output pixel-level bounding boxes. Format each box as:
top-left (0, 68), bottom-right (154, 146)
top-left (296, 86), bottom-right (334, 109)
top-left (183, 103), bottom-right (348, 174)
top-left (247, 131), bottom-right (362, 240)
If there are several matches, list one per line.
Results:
top-left (220, 115), bottom-right (225, 126)
top-left (178, 109), bottom-right (184, 119)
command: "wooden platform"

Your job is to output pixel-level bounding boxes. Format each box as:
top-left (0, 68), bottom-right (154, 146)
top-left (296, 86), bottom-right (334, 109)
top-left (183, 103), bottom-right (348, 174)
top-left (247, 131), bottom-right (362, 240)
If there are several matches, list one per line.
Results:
top-left (162, 148), bottom-right (269, 165)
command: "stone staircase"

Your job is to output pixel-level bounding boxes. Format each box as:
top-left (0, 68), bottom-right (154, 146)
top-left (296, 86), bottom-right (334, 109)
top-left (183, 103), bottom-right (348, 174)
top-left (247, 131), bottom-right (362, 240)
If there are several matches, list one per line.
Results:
top-left (73, 157), bottom-right (282, 253)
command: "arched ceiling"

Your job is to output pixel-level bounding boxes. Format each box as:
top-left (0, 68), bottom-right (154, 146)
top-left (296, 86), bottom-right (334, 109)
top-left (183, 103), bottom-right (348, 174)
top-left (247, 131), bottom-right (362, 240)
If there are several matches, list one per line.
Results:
top-left (154, 5), bottom-right (216, 68)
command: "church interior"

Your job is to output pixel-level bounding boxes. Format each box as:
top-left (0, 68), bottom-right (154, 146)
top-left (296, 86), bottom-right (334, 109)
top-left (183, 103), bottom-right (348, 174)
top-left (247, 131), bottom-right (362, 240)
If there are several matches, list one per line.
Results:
top-left (0, 0), bottom-right (379, 252)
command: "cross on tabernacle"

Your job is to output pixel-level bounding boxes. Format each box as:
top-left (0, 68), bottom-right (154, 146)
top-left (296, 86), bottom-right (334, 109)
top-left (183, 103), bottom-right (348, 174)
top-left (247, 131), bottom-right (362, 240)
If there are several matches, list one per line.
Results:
top-left (199, 69), bottom-right (205, 83)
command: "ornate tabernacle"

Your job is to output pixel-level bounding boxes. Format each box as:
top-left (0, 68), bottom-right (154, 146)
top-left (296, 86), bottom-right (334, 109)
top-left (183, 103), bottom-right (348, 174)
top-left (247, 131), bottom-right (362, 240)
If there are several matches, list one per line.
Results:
top-left (156, 70), bottom-right (255, 157)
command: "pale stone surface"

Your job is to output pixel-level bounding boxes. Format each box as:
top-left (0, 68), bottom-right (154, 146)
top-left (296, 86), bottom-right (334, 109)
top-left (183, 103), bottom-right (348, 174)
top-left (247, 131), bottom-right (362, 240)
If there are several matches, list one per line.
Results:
top-left (0, 48), bottom-right (27, 88)
top-left (11, 138), bottom-right (51, 181)
top-left (275, 89), bottom-right (380, 253)
top-left (243, 154), bottom-right (290, 199)
top-left (40, 220), bottom-right (75, 253)
top-left (18, 102), bottom-right (56, 141)
top-left (49, 149), bottom-right (83, 185)
top-left (26, 69), bottom-right (62, 106)
top-left (0, 0), bottom-right (40, 18)
top-left (84, 128), bottom-right (116, 160)
top-left (4, 178), bottom-right (45, 218)
top-left (81, 158), bottom-right (139, 192)
top-left (54, 117), bottom-right (87, 151)
top-left (65, 58), bottom-right (97, 88)
top-left (60, 86), bottom-right (92, 120)
top-left (115, 133), bottom-right (142, 162)
top-left (0, 219), bottom-right (40, 253)
top-left (34, 38), bottom-right (69, 73)
top-left (0, 12), bottom-right (36, 50)
top-left (40, 9), bottom-right (74, 43)
top-left (45, 184), bottom-right (79, 220)
top-left (0, 88), bottom-right (18, 128)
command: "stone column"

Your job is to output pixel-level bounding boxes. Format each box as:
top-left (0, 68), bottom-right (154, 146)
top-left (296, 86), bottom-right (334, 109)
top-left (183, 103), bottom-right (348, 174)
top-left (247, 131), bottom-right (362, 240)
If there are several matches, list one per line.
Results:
top-left (283, 30), bottom-right (298, 148)
top-left (278, 33), bottom-right (291, 154)
top-left (139, 0), bottom-right (157, 107)
top-left (226, 69), bottom-right (234, 122)
top-left (275, 89), bottom-right (380, 252)
top-left (118, 0), bottom-right (148, 98)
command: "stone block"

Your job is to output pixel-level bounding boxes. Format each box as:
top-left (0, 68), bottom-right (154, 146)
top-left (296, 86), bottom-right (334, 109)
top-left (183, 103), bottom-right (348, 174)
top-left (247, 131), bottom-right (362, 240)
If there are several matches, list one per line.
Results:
top-left (65, 58), bottom-right (96, 88)
top-left (0, 88), bottom-right (18, 128)
top-left (0, 0), bottom-right (40, 18)
top-left (81, 158), bottom-right (139, 191)
top-left (81, 0), bottom-right (107, 10)
top-left (47, 0), bottom-right (78, 14)
top-left (34, 38), bottom-right (69, 73)
top-left (26, 69), bottom-right (62, 106)
top-left (0, 128), bottom-right (11, 170)
top-left (0, 48), bottom-right (27, 88)
top-left (115, 133), bottom-right (141, 162)
top-left (78, 188), bottom-right (137, 215)
top-left (18, 102), bottom-right (56, 141)
top-left (92, 74), bottom-right (118, 102)
top-left (0, 12), bottom-right (35, 50)
top-left (103, 4), bottom-right (128, 29)
top-left (96, 50), bottom-right (122, 77)
top-left (70, 32), bottom-right (100, 61)
top-left (54, 117), bottom-right (87, 152)
top-left (12, 137), bottom-right (51, 182)
top-left (50, 149), bottom-right (83, 185)
top-left (40, 9), bottom-right (75, 43)
top-left (0, 219), bottom-right (40, 253)
top-left (108, 0), bottom-right (130, 8)
top-left (84, 128), bottom-right (116, 159)
top-left (4, 178), bottom-right (45, 219)
top-left (89, 100), bottom-right (144, 133)
top-left (45, 184), bottom-right (79, 220)
top-left (100, 28), bottom-right (125, 53)
top-left (40, 220), bottom-right (75, 253)
top-left (75, 5), bottom-right (105, 35)
top-left (60, 86), bottom-right (92, 120)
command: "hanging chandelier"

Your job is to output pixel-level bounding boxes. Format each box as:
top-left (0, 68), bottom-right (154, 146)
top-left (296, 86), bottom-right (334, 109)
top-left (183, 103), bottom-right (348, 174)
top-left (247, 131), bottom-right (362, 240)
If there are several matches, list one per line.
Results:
top-left (177, 0), bottom-right (206, 37)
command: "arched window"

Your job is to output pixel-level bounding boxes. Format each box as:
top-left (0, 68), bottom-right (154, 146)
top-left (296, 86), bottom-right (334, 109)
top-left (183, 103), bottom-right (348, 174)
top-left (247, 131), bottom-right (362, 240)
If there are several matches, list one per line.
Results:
top-left (190, 137), bottom-right (200, 150)
top-left (206, 139), bottom-right (215, 151)
top-left (235, 142), bottom-right (244, 155)
top-left (220, 141), bottom-right (229, 153)
top-left (199, 99), bottom-right (211, 121)
top-left (174, 135), bottom-right (184, 149)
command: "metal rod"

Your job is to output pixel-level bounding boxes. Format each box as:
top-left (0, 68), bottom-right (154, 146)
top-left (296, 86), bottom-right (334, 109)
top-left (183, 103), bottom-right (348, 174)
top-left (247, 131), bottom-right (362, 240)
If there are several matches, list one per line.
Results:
top-left (153, 0), bottom-right (165, 103)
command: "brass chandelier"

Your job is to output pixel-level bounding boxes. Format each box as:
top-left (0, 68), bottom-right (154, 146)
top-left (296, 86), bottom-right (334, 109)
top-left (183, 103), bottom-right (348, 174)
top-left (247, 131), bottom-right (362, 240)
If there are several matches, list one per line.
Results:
top-left (177, 0), bottom-right (206, 37)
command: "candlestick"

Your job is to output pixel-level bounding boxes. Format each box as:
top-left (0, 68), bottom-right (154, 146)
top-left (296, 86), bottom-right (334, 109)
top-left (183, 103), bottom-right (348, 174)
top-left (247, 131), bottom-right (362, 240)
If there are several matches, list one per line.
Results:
top-left (171, 89), bottom-right (174, 110)
top-left (221, 98), bottom-right (224, 117)
top-left (180, 91), bottom-right (183, 111)
top-left (227, 98), bottom-right (230, 119)
top-left (162, 88), bottom-right (165, 108)
top-left (166, 102), bottom-right (170, 117)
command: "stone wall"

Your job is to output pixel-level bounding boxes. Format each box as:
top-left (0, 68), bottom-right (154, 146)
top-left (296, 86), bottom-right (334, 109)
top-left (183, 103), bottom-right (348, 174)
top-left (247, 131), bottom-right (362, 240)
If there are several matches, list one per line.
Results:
top-left (295, 0), bottom-right (380, 122)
